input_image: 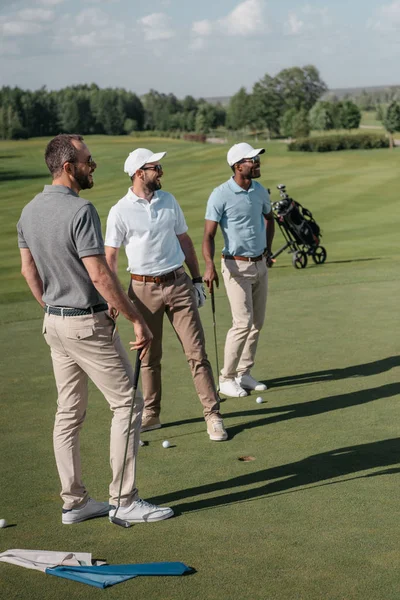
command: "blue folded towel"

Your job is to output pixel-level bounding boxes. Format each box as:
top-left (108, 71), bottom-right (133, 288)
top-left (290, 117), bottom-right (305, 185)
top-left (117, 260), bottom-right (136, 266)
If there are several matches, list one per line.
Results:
top-left (46, 561), bottom-right (193, 588)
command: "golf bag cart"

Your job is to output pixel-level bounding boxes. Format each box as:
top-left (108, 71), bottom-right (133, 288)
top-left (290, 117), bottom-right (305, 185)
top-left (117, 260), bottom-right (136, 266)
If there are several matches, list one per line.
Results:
top-left (271, 184), bottom-right (327, 269)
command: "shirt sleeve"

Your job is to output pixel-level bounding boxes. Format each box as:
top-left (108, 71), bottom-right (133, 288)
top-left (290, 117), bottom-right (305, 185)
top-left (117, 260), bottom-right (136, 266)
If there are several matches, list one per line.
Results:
top-left (17, 217), bottom-right (29, 248)
top-left (205, 189), bottom-right (224, 223)
top-left (172, 196), bottom-right (188, 235)
top-left (72, 204), bottom-right (105, 258)
top-left (104, 205), bottom-right (126, 248)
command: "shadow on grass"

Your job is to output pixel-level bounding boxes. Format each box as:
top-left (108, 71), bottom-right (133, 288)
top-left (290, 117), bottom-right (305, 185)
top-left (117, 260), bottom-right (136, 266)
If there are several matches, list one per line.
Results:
top-left (0, 171), bottom-right (47, 182)
top-left (271, 257), bottom-right (382, 269)
top-left (264, 355), bottom-right (400, 389)
top-left (165, 382), bottom-right (400, 435)
top-left (149, 436), bottom-right (400, 514)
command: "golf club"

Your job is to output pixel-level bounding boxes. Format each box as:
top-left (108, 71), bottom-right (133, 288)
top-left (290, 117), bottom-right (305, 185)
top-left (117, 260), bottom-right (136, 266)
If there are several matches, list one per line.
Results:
top-left (210, 284), bottom-right (223, 402)
top-left (109, 351), bottom-right (142, 528)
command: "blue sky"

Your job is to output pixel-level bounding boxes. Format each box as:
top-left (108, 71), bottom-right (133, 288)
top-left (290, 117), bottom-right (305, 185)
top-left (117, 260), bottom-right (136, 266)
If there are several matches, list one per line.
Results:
top-left (0, 0), bottom-right (399, 98)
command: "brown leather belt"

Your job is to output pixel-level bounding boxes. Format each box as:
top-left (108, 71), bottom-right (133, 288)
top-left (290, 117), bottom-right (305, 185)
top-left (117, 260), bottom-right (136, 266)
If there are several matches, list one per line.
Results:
top-left (223, 254), bottom-right (264, 262)
top-left (131, 267), bottom-right (183, 284)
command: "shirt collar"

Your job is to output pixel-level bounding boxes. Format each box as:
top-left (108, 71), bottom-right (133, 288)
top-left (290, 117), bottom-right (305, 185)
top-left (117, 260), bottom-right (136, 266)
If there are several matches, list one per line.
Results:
top-left (227, 176), bottom-right (254, 194)
top-left (127, 187), bottom-right (160, 203)
top-left (43, 184), bottom-right (79, 197)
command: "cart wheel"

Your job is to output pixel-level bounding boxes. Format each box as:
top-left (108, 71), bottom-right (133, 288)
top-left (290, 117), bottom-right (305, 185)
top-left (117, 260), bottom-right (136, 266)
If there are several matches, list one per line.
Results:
top-left (292, 251), bottom-right (308, 269)
top-left (311, 246), bottom-right (327, 265)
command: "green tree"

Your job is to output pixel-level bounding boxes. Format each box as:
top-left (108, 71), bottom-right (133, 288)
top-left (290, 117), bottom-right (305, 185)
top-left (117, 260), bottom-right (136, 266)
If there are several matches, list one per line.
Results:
top-left (340, 100), bottom-right (361, 131)
top-left (383, 101), bottom-right (400, 149)
top-left (279, 108), bottom-right (298, 138)
top-left (226, 87), bottom-right (251, 130)
top-left (309, 101), bottom-right (334, 131)
top-left (274, 65), bottom-right (327, 112)
top-left (251, 76), bottom-right (282, 137)
top-left (280, 108), bottom-right (310, 138)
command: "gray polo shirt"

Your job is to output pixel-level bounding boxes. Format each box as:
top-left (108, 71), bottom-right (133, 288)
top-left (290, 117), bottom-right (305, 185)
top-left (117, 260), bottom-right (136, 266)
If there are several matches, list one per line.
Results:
top-left (17, 184), bottom-right (106, 309)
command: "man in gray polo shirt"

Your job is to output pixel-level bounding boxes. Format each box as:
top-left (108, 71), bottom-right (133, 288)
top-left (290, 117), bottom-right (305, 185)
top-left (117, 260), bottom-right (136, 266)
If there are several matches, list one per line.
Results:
top-left (17, 134), bottom-right (173, 525)
top-left (203, 142), bottom-right (275, 398)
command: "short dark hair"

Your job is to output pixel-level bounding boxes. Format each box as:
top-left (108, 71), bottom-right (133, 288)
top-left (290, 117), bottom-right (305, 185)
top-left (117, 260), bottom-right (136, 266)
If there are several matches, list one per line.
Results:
top-left (45, 134), bottom-right (84, 177)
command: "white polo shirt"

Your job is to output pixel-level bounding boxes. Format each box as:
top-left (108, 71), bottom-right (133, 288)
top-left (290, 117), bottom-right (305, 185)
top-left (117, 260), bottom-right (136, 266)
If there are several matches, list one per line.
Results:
top-left (105, 187), bottom-right (188, 276)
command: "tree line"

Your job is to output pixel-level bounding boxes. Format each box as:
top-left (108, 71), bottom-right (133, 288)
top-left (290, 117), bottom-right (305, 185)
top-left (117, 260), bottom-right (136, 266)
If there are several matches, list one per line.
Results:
top-left (1, 65), bottom-right (396, 141)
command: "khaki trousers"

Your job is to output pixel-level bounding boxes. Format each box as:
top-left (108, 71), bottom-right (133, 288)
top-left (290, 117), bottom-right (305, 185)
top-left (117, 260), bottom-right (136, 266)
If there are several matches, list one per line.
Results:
top-left (128, 268), bottom-right (220, 420)
top-left (43, 311), bottom-right (143, 510)
top-left (220, 258), bottom-right (268, 380)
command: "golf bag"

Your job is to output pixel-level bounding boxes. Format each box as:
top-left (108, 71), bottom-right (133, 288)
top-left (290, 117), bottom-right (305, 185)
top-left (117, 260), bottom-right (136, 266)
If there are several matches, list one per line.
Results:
top-left (271, 184), bottom-right (327, 269)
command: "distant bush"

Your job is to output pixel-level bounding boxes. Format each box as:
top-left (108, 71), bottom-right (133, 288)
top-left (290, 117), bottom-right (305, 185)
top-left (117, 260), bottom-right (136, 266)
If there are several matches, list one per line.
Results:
top-left (182, 133), bottom-right (207, 143)
top-left (288, 133), bottom-right (389, 152)
top-left (130, 130), bottom-right (182, 139)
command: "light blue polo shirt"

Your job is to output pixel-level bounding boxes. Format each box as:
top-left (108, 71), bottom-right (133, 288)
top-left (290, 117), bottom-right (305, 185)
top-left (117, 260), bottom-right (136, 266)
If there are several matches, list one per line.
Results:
top-left (205, 177), bottom-right (271, 257)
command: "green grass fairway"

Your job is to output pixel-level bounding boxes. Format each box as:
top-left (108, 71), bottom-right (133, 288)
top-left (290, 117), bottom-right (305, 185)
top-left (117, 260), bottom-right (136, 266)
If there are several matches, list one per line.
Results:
top-left (1, 137), bottom-right (400, 600)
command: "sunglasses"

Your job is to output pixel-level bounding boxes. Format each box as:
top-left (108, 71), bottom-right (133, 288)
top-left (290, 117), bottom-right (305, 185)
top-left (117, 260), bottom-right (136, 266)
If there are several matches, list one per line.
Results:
top-left (141, 164), bottom-right (163, 173)
top-left (239, 156), bottom-right (260, 165)
top-left (69, 156), bottom-right (96, 167)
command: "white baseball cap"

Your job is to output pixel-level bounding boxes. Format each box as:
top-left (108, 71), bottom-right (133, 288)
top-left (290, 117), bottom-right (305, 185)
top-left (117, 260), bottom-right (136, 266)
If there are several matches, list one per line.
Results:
top-left (124, 147), bottom-right (166, 177)
top-left (227, 142), bottom-right (265, 167)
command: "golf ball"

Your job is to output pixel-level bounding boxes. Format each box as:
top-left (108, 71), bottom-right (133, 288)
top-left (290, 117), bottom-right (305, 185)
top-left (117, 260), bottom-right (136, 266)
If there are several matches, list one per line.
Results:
top-left (256, 397), bottom-right (263, 404)
top-left (0, 519), bottom-right (7, 528)
top-left (162, 440), bottom-right (171, 448)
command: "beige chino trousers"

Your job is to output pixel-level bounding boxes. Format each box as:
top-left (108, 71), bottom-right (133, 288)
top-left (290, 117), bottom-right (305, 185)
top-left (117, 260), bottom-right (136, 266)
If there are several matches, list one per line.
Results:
top-left (128, 268), bottom-right (220, 420)
top-left (43, 310), bottom-right (143, 510)
top-left (220, 258), bottom-right (268, 380)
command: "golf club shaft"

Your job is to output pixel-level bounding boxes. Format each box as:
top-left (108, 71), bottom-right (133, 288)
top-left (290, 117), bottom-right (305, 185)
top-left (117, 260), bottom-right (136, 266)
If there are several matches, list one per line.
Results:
top-left (113, 351), bottom-right (141, 524)
top-left (210, 285), bottom-right (220, 386)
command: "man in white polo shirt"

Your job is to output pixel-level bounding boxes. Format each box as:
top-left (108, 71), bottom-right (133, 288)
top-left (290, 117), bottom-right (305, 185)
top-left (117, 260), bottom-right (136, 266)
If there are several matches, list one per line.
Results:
top-left (105, 148), bottom-right (227, 441)
top-left (202, 142), bottom-right (275, 398)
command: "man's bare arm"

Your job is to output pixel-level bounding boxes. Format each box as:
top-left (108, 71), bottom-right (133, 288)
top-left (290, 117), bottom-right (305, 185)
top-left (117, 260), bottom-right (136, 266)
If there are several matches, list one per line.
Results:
top-left (82, 254), bottom-right (152, 356)
top-left (202, 219), bottom-right (219, 292)
top-left (177, 232), bottom-right (201, 279)
top-left (263, 211), bottom-right (275, 266)
top-left (105, 245), bottom-right (120, 275)
top-left (20, 248), bottom-right (45, 307)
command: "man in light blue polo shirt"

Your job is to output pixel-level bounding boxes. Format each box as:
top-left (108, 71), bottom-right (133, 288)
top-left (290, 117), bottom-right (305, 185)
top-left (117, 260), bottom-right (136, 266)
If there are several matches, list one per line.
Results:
top-left (203, 142), bottom-right (275, 397)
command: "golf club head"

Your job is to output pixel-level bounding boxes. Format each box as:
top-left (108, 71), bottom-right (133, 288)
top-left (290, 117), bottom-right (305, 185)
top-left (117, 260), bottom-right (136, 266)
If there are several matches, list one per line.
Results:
top-left (109, 516), bottom-right (133, 528)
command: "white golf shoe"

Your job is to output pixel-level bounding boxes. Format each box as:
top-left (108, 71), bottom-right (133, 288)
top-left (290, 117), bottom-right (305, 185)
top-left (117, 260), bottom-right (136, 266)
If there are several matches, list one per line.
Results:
top-left (62, 497), bottom-right (110, 524)
top-left (109, 499), bottom-right (174, 523)
top-left (219, 378), bottom-right (248, 397)
top-left (236, 374), bottom-right (267, 392)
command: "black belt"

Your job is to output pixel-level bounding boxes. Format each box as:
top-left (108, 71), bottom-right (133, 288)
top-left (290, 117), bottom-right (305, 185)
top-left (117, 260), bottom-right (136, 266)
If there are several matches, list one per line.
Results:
top-left (44, 303), bottom-right (108, 317)
top-left (223, 254), bottom-right (264, 262)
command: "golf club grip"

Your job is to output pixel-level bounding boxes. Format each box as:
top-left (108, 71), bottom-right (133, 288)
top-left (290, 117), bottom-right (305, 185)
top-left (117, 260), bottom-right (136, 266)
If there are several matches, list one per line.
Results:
top-left (133, 351), bottom-right (141, 388)
top-left (211, 289), bottom-right (216, 314)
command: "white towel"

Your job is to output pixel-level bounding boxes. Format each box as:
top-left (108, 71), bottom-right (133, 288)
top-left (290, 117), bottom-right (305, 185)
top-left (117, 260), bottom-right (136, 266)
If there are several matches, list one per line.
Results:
top-left (0, 549), bottom-right (104, 572)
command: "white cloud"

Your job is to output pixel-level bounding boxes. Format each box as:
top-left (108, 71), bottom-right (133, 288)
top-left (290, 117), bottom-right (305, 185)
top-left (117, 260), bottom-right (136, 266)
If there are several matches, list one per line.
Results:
top-left (218, 0), bottom-right (265, 36)
top-left (367, 1), bottom-right (400, 31)
top-left (0, 21), bottom-right (44, 36)
top-left (18, 9), bottom-right (54, 22)
top-left (192, 19), bottom-right (212, 37)
top-left (38, 0), bottom-right (65, 5)
top-left (284, 12), bottom-right (304, 35)
top-left (190, 0), bottom-right (266, 49)
top-left (284, 4), bottom-right (331, 36)
top-left (138, 12), bottom-right (175, 41)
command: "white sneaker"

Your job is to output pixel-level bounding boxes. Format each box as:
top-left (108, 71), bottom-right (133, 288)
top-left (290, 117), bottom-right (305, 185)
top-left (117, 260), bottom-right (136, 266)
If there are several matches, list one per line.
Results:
top-left (219, 378), bottom-right (248, 397)
top-left (62, 497), bottom-right (110, 525)
top-left (207, 417), bottom-right (228, 441)
top-left (109, 499), bottom-right (174, 523)
top-left (236, 374), bottom-right (267, 391)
